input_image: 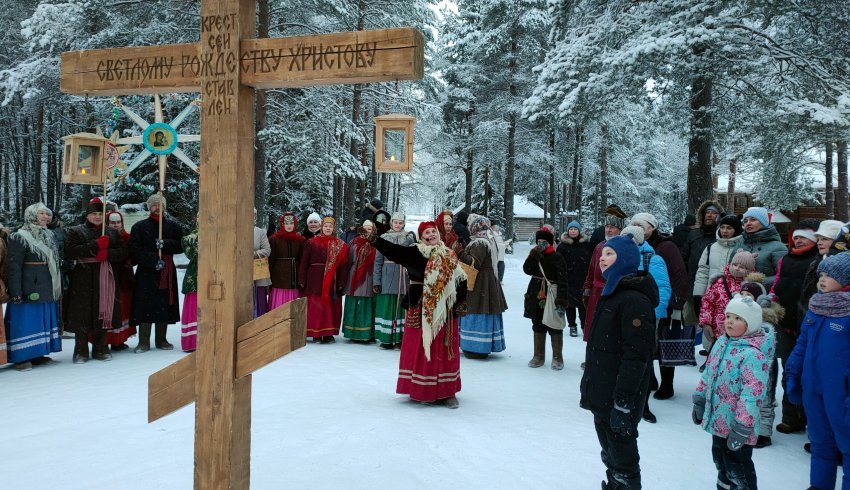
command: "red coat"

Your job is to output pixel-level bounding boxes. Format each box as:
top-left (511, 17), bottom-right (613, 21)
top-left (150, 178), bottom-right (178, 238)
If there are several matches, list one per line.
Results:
top-left (582, 241), bottom-right (606, 341)
top-left (298, 236), bottom-right (349, 298)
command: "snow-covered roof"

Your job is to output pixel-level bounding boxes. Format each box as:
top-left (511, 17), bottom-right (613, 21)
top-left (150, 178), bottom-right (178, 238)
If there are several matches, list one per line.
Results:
top-left (513, 195), bottom-right (545, 218)
top-left (452, 195), bottom-right (544, 219)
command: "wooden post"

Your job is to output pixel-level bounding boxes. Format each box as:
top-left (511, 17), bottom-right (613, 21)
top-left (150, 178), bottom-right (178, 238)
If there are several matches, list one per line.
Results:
top-left (60, 9), bottom-right (424, 488)
top-left (195, 1), bottom-right (255, 488)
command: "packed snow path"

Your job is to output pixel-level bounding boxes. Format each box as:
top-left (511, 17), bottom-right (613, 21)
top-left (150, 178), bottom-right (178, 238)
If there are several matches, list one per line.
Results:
top-left (1, 243), bottom-right (816, 489)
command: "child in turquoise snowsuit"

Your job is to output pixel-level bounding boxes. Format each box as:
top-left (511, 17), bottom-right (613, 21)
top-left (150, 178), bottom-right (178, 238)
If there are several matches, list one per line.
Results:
top-left (785, 253), bottom-right (850, 490)
top-left (692, 294), bottom-right (770, 490)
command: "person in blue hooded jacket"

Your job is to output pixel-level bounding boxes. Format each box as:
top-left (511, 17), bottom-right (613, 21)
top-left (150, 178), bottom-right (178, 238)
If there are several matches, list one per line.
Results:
top-left (579, 234), bottom-right (659, 490)
top-left (785, 252), bottom-right (850, 490)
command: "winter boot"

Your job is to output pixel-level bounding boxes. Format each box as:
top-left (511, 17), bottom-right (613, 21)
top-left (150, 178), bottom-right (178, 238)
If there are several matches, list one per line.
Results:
top-left (642, 394), bottom-right (657, 423)
top-left (441, 396), bottom-right (460, 409)
top-left (91, 330), bottom-right (112, 361)
top-left (654, 366), bottom-right (675, 399)
top-left (155, 323), bottom-right (174, 350)
top-left (550, 334), bottom-right (564, 371)
top-left (463, 351), bottom-right (489, 359)
top-left (73, 332), bottom-right (90, 364)
top-left (569, 325), bottom-right (578, 337)
top-left (527, 332), bottom-right (546, 368)
top-left (755, 436), bottom-right (772, 448)
top-left (135, 324), bottom-right (152, 353)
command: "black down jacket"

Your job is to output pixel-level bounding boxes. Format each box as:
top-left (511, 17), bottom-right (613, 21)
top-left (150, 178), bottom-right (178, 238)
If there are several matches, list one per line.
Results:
top-left (580, 273), bottom-right (659, 413)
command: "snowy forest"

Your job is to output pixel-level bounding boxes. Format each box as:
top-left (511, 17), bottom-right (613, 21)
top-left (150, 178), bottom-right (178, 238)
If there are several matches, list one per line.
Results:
top-left (0, 0), bottom-right (849, 238)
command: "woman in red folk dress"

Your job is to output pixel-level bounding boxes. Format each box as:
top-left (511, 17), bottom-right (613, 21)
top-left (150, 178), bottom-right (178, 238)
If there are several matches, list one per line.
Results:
top-left (365, 220), bottom-right (467, 408)
top-left (298, 217), bottom-right (349, 343)
top-left (105, 211), bottom-right (136, 351)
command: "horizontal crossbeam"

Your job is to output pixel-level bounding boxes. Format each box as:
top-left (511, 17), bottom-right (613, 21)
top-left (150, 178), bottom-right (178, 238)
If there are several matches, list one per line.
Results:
top-left (61, 28), bottom-right (424, 95)
top-left (147, 298), bottom-right (307, 423)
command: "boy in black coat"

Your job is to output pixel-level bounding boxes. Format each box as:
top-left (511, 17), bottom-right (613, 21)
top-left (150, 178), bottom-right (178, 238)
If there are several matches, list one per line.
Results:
top-left (580, 234), bottom-right (659, 490)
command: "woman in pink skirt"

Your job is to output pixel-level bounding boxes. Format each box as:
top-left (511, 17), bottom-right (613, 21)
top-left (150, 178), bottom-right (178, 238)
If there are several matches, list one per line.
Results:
top-left (269, 212), bottom-right (305, 309)
top-left (180, 230), bottom-right (198, 352)
top-left (364, 220), bottom-right (467, 408)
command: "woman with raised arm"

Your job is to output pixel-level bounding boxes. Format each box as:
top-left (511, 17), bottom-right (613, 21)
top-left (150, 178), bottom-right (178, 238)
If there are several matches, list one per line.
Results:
top-left (363, 220), bottom-right (466, 408)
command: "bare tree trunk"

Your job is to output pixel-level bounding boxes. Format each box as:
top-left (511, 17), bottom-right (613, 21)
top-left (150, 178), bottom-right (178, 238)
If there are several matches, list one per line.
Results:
top-left (599, 125), bottom-right (608, 215)
top-left (482, 164), bottom-right (490, 216)
top-left (688, 72), bottom-right (713, 213)
top-left (369, 105), bottom-right (377, 198)
top-left (47, 112), bottom-right (56, 210)
top-left (253, 0), bottom-right (270, 226)
top-left (464, 106), bottom-right (474, 213)
top-left (825, 142), bottom-right (834, 218)
top-left (34, 105), bottom-right (44, 204)
top-left (503, 26), bottom-right (518, 239)
top-left (728, 158), bottom-right (737, 195)
top-left (837, 140), bottom-right (848, 222)
top-left (344, 0), bottom-right (367, 226)
top-left (380, 172), bottom-right (388, 205)
top-left (393, 175), bottom-right (401, 211)
top-left (548, 128), bottom-right (556, 224)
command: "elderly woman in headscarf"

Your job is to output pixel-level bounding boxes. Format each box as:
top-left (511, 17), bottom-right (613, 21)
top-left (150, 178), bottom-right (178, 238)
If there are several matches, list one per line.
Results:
top-left (362, 219), bottom-right (467, 408)
top-left (64, 198), bottom-right (129, 363)
top-left (4, 202), bottom-right (63, 371)
top-left (298, 216), bottom-right (349, 343)
top-left (457, 214), bottom-right (508, 359)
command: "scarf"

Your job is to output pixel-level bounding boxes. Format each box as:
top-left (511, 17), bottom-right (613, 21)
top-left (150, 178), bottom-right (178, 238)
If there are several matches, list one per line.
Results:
top-left (470, 231), bottom-right (500, 273)
top-left (350, 236), bottom-right (376, 291)
top-left (14, 203), bottom-right (61, 301)
top-left (790, 241), bottom-right (816, 255)
top-left (159, 254), bottom-right (176, 305)
top-left (808, 290), bottom-right (850, 318)
top-left (272, 228), bottom-right (306, 242)
top-left (416, 241), bottom-right (466, 360)
top-left (314, 234), bottom-right (347, 302)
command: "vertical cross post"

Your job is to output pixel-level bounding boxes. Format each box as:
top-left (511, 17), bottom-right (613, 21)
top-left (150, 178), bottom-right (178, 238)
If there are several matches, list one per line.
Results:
top-left (195, 1), bottom-right (256, 488)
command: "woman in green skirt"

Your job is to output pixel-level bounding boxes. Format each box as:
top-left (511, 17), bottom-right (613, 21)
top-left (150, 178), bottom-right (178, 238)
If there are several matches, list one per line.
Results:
top-left (343, 220), bottom-right (378, 342)
top-left (373, 213), bottom-right (414, 348)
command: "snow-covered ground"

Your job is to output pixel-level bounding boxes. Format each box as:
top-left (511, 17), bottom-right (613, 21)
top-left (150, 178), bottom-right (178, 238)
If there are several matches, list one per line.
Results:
top-left (1, 243), bottom-right (817, 489)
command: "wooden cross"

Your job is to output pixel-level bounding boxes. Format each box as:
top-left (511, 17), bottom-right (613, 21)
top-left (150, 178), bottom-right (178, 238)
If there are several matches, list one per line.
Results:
top-left (60, 1), bottom-right (424, 487)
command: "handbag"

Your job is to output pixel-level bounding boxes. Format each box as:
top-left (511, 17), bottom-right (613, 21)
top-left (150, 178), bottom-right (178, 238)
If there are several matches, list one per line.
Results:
top-left (657, 309), bottom-right (697, 367)
top-left (253, 257), bottom-right (271, 281)
top-left (459, 256), bottom-right (478, 291)
top-left (538, 263), bottom-right (565, 330)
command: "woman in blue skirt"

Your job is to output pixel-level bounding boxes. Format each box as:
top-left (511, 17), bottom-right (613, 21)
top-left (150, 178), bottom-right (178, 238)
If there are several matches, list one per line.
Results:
top-left (458, 215), bottom-right (507, 359)
top-left (4, 202), bottom-right (63, 371)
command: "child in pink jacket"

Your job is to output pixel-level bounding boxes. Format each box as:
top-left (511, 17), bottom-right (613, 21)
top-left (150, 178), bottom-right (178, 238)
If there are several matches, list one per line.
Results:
top-left (699, 250), bottom-right (758, 353)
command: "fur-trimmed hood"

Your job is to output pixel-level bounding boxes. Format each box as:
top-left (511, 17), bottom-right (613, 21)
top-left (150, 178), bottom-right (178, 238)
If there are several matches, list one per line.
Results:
top-left (696, 199), bottom-right (725, 228)
top-left (560, 231), bottom-right (589, 245)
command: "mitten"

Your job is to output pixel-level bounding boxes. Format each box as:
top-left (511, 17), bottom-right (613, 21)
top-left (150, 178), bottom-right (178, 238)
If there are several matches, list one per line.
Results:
top-left (785, 375), bottom-right (802, 405)
top-left (582, 289), bottom-right (590, 308)
top-left (96, 235), bottom-right (110, 262)
top-left (610, 405), bottom-right (634, 437)
top-left (726, 421), bottom-right (752, 451)
top-left (528, 247), bottom-right (542, 261)
top-left (155, 238), bottom-right (165, 250)
top-left (372, 285), bottom-right (382, 294)
top-left (155, 259), bottom-right (165, 271)
top-left (692, 394), bottom-right (706, 425)
top-left (10, 295), bottom-right (22, 304)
